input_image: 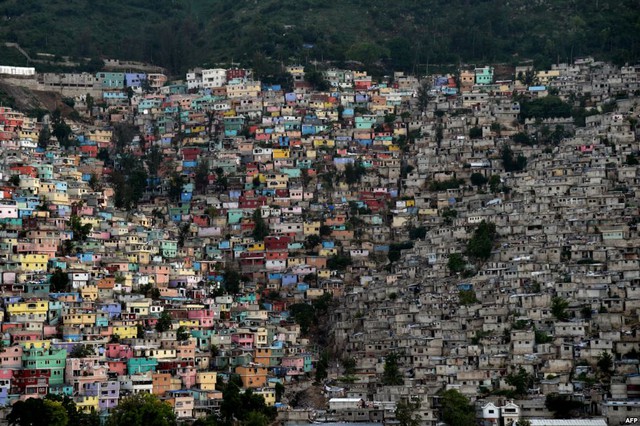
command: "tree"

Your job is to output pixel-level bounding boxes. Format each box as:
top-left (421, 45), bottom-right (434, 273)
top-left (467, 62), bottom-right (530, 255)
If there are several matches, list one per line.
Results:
top-left (341, 357), bottom-right (357, 375)
top-left (112, 122), bottom-right (137, 153)
top-left (167, 171), bottom-right (185, 202)
top-left (155, 311), bottom-right (173, 333)
top-left (69, 344), bottom-right (95, 358)
top-left (447, 253), bottom-right (466, 274)
top-left (506, 366), bottom-right (533, 396)
top-left (545, 393), bottom-right (585, 418)
top-left (315, 351), bottom-right (329, 382)
top-left (551, 296), bottom-right (569, 321)
top-left (251, 208), bottom-right (269, 241)
top-left (439, 389), bottom-right (475, 426)
top-left (176, 326), bottom-right (190, 341)
top-left (459, 289), bottom-right (478, 305)
top-left (8, 175), bottom-right (20, 186)
top-left (38, 124), bottom-right (51, 149)
top-left (597, 351), bottom-right (613, 376)
top-left (409, 226), bottom-right (427, 240)
top-left (395, 398), bottom-right (422, 426)
top-left (470, 172), bottom-right (488, 186)
top-left (194, 160), bottom-right (210, 193)
top-left (68, 215), bottom-right (92, 242)
top-left (382, 353), bottom-right (403, 385)
top-left (50, 268), bottom-right (70, 292)
top-left (469, 126), bottom-right (482, 139)
top-left (145, 145), bottom-right (163, 178)
top-left (51, 109), bottom-right (73, 147)
top-left (85, 93), bottom-right (94, 116)
top-left (501, 145), bottom-right (527, 172)
top-left (107, 393), bottom-right (176, 426)
top-left (304, 234), bottom-right (322, 251)
top-left (467, 221), bottom-right (497, 261)
top-left (489, 175), bottom-right (501, 193)
top-left (222, 268), bottom-right (241, 294)
top-left (88, 174), bottom-right (101, 192)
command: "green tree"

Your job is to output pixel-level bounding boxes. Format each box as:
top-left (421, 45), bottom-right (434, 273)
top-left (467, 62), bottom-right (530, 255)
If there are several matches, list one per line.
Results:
top-left (194, 160), bottom-right (210, 193)
top-left (439, 389), bottom-right (475, 426)
top-left (69, 344), bottom-right (95, 358)
top-left (176, 326), bottom-right (190, 341)
top-left (545, 393), bottom-right (585, 418)
top-left (467, 221), bottom-right (497, 261)
top-left (107, 393), bottom-right (176, 426)
top-left (395, 398), bottom-right (421, 426)
top-left (488, 175), bottom-right (501, 193)
top-left (597, 351), bottom-right (613, 376)
top-left (222, 268), bottom-right (241, 294)
top-left (38, 124), bottom-right (51, 149)
top-left (167, 171), bottom-right (185, 202)
top-left (251, 208), bottom-right (269, 241)
top-left (50, 268), bottom-right (70, 292)
top-left (304, 234), bottom-right (322, 251)
top-left (408, 226), bottom-right (427, 240)
top-left (551, 296), bottom-right (569, 321)
top-left (469, 126), bottom-right (482, 139)
top-left (459, 289), bottom-right (478, 305)
top-left (68, 215), bottom-right (92, 242)
top-left (470, 172), bottom-right (488, 186)
top-left (506, 366), bottom-right (533, 396)
top-left (382, 353), bottom-right (403, 385)
top-left (155, 311), bottom-right (173, 333)
top-left (342, 357), bottom-right (357, 375)
top-left (501, 145), bottom-right (527, 172)
top-left (447, 253), bottom-right (466, 274)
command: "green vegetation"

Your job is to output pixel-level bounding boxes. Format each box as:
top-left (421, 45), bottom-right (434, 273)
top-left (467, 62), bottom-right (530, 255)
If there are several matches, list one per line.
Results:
top-left (408, 226), bottom-right (427, 240)
top-left (501, 145), bottom-right (527, 172)
top-left (155, 311), bottom-right (173, 333)
top-left (382, 353), bottom-right (403, 385)
top-left (459, 289), bottom-right (478, 305)
top-left (251, 209), bottom-right (269, 241)
top-left (545, 393), bottom-right (585, 419)
top-left (430, 177), bottom-right (464, 191)
top-left (50, 267), bottom-right (70, 292)
top-left (551, 296), bottom-right (570, 321)
top-left (467, 221), bottom-right (497, 261)
top-left (388, 241), bottom-right (414, 263)
top-left (505, 366), bottom-right (533, 397)
top-left (8, 394), bottom-right (99, 426)
top-left (1, 1), bottom-right (638, 75)
top-left (439, 389), bottom-right (476, 426)
top-left (395, 398), bottom-right (422, 426)
top-left (288, 293), bottom-right (333, 335)
top-left (107, 393), bottom-right (176, 426)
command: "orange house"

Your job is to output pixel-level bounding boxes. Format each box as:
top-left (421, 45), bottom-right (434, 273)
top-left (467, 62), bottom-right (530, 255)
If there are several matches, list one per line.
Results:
top-left (235, 365), bottom-right (268, 389)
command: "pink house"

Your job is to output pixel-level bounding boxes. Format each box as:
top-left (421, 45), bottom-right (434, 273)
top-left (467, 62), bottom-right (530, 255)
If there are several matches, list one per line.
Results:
top-left (105, 344), bottom-right (134, 359)
top-left (176, 366), bottom-right (197, 389)
top-left (106, 360), bottom-right (127, 376)
top-left (280, 356), bottom-right (305, 375)
top-left (0, 346), bottom-right (23, 368)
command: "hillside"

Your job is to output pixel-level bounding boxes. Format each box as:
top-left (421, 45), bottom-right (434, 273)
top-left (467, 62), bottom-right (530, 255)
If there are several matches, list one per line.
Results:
top-left (0, 0), bottom-right (639, 75)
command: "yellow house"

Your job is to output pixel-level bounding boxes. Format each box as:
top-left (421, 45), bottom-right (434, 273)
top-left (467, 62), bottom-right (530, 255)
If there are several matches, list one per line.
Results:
top-left (319, 248), bottom-right (338, 257)
top-left (248, 242), bottom-right (265, 252)
top-left (18, 340), bottom-right (51, 350)
top-left (272, 149), bottom-right (290, 159)
top-left (196, 372), bottom-right (217, 391)
top-left (303, 221), bottom-right (321, 236)
top-left (74, 396), bottom-right (99, 413)
top-left (16, 254), bottom-right (50, 271)
top-left (265, 173), bottom-right (289, 190)
top-left (317, 269), bottom-right (331, 279)
top-left (255, 388), bottom-right (276, 406)
top-left (62, 313), bottom-right (97, 326)
top-left (6, 300), bottom-right (49, 319)
top-left (81, 285), bottom-right (98, 301)
top-left (177, 319), bottom-right (199, 329)
top-left (313, 139), bottom-right (335, 148)
top-left (112, 325), bottom-right (137, 339)
top-left (287, 257), bottom-right (305, 268)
